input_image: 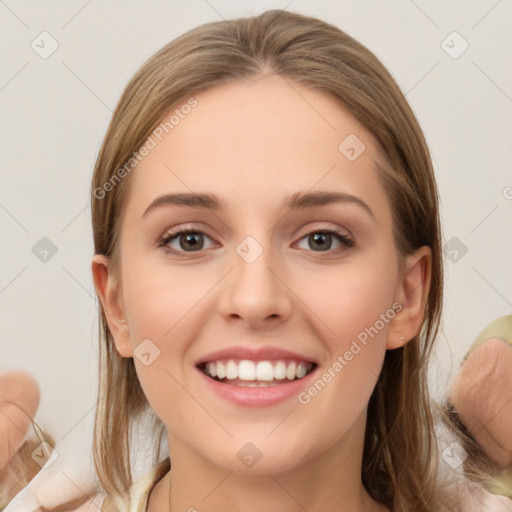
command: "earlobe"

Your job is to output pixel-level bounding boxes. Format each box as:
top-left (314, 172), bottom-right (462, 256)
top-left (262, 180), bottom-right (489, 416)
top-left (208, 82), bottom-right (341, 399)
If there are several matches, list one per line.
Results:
top-left (91, 254), bottom-right (133, 358)
top-left (386, 246), bottom-right (432, 350)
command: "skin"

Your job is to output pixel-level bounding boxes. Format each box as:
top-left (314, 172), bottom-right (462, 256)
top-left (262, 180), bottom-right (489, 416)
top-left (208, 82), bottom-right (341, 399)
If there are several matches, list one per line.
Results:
top-left (0, 371), bottom-right (40, 471)
top-left (451, 337), bottom-right (512, 468)
top-left (0, 372), bottom-right (102, 511)
top-left (92, 74), bottom-right (431, 512)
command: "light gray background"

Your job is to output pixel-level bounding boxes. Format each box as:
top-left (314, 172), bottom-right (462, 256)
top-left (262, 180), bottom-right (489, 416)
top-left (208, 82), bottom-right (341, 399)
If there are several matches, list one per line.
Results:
top-left (1, 0), bottom-right (511, 465)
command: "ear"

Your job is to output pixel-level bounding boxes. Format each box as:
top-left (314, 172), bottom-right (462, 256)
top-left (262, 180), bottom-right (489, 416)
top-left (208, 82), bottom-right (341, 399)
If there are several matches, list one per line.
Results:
top-left (91, 254), bottom-right (133, 358)
top-left (387, 245), bottom-right (432, 350)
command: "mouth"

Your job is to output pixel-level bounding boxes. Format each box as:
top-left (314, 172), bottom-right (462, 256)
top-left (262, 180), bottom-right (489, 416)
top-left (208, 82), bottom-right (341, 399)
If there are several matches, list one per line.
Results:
top-left (197, 359), bottom-right (317, 387)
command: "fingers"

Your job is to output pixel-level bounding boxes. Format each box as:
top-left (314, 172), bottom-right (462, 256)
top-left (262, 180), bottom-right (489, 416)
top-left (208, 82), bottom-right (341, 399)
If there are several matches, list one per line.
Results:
top-left (0, 371), bottom-right (41, 471)
top-left (451, 338), bottom-right (512, 468)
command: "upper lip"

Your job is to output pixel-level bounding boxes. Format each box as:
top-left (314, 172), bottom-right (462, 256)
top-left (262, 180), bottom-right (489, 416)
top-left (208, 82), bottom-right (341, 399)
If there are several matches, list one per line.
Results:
top-left (195, 346), bottom-right (318, 366)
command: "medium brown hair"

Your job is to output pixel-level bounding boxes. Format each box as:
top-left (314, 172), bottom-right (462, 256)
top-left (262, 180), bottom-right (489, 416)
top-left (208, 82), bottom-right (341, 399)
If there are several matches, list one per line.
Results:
top-left (0, 426), bottom-right (55, 509)
top-left (91, 9), bottom-right (445, 511)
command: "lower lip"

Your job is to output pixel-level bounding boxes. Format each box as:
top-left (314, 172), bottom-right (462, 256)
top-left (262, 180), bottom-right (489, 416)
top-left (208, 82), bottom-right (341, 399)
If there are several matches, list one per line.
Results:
top-left (196, 366), bottom-right (318, 407)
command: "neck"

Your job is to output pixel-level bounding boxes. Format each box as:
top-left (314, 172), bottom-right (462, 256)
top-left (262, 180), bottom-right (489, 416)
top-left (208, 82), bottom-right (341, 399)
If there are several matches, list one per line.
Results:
top-left (148, 411), bottom-right (389, 512)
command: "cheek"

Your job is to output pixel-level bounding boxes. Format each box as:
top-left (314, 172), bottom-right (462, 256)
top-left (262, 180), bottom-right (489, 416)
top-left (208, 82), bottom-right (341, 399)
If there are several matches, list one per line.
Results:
top-left (294, 254), bottom-right (397, 402)
top-left (121, 255), bottom-right (207, 346)
top-left (118, 259), bottom-right (205, 414)
top-left (297, 253), bottom-right (399, 351)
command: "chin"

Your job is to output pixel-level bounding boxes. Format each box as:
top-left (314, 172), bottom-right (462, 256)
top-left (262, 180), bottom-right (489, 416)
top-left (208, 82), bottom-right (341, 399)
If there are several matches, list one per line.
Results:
top-left (202, 439), bottom-right (313, 476)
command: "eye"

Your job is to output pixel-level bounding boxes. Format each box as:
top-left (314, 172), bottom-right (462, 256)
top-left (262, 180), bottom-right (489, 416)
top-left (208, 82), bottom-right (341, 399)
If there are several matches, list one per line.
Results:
top-left (158, 227), bottom-right (354, 257)
top-left (296, 229), bottom-right (354, 253)
top-left (158, 229), bottom-right (217, 254)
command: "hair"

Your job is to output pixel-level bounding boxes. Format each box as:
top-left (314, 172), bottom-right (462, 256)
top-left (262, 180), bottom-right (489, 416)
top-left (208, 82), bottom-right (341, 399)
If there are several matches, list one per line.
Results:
top-left (91, 9), bottom-right (447, 511)
top-left (0, 424), bottom-right (55, 509)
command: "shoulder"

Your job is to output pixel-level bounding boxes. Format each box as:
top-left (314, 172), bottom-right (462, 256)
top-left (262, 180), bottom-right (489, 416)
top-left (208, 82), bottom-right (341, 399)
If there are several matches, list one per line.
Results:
top-left (129, 459), bottom-right (170, 511)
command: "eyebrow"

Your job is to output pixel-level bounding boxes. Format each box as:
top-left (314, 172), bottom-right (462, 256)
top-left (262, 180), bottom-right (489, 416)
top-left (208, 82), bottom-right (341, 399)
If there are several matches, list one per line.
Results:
top-left (142, 190), bottom-right (375, 220)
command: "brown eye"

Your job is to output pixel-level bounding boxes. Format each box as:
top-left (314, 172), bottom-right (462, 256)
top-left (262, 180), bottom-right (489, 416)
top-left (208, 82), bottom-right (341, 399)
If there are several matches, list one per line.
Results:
top-left (296, 229), bottom-right (353, 253)
top-left (159, 230), bottom-right (215, 253)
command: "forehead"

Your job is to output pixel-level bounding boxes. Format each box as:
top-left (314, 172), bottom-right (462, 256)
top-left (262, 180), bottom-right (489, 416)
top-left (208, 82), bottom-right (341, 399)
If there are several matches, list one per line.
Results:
top-left (123, 74), bottom-right (391, 222)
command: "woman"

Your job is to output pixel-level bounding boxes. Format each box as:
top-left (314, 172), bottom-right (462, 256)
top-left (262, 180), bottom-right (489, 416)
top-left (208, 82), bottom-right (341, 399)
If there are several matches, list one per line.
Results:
top-left (84, 8), bottom-right (510, 512)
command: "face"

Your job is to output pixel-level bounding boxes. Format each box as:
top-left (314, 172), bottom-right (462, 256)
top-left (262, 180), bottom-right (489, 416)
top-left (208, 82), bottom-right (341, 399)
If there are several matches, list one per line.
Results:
top-left (94, 74), bottom-right (429, 475)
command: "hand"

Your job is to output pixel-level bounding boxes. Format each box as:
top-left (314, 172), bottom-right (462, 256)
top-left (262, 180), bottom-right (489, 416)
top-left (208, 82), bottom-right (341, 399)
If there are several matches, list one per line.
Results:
top-left (451, 338), bottom-right (512, 468)
top-left (0, 371), bottom-right (40, 471)
top-left (0, 371), bottom-right (103, 512)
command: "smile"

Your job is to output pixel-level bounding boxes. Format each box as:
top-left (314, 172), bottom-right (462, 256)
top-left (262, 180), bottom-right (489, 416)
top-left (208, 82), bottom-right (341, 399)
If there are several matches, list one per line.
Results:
top-left (198, 359), bottom-right (316, 387)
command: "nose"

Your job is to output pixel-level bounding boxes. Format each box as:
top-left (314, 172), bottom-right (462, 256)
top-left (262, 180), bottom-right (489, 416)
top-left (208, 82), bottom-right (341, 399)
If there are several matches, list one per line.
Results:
top-left (217, 237), bottom-right (293, 330)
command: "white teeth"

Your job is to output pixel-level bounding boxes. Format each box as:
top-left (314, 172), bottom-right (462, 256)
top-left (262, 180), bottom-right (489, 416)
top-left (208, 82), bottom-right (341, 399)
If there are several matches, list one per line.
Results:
top-left (202, 359), bottom-right (313, 382)
top-left (226, 360), bottom-right (238, 379)
top-left (256, 361), bottom-right (274, 381)
top-left (286, 362), bottom-right (296, 380)
top-left (216, 361), bottom-right (226, 379)
top-left (238, 360), bottom-right (256, 380)
top-left (207, 362), bottom-right (216, 377)
top-left (273, 361), bottom-right (287, 380)
top-left (236, 381), bottom-right (282, 387)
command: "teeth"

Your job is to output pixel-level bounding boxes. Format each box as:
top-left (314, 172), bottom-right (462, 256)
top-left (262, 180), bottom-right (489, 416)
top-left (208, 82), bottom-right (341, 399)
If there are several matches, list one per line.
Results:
top-left (235, 380), bottom-right (281, 387)
top-left (256, 361), bottom-right (274, 381)
top-left (296, 363), bottom-right (308, 379)
top-left (273, 361), bottom-right (287, 380)
top-left (226, 360), bottom-right (238, 379)
top-left (216, 362), bottom-right (226, 379)
top-left (202, 359), bottom-right (314, 382)
top-left (239, 360), bottom-right (256, 380)
top-left (286, 362), bottom-right (296, 380)
top-left (207, 361), bottom-right (217, 377)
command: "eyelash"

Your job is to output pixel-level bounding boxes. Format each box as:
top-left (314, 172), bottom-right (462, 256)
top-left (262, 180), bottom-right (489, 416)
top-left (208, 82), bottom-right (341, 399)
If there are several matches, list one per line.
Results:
top-left (157, 227), bottom-right (354, 257)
